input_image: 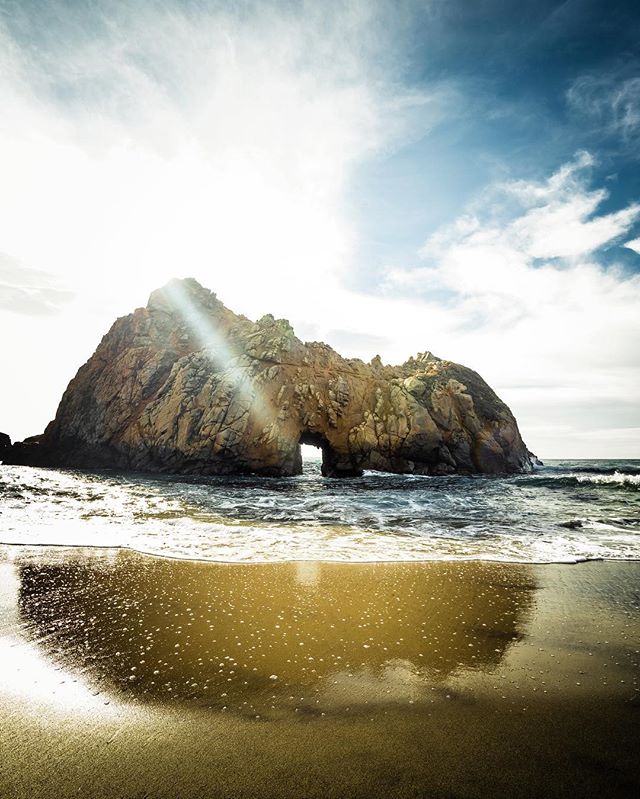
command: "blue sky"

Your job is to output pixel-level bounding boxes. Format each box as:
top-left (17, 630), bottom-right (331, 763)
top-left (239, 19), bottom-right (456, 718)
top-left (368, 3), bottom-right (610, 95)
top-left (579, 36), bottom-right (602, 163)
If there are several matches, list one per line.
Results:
top-left (349, 0), bottom-right (640, 282)
top-left (0, 0), bottom-right (639, 457)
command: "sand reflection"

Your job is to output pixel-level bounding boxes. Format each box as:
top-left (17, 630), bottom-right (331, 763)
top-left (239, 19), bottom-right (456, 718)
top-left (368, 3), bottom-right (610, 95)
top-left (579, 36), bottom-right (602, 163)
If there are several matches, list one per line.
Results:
top-left (17, 552), bottom-right (536, 716)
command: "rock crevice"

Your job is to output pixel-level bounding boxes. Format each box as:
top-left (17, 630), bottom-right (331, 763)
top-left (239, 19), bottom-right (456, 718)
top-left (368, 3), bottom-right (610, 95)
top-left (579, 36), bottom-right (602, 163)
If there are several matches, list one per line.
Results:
top-left (5, 278), bottom-right (532, 477)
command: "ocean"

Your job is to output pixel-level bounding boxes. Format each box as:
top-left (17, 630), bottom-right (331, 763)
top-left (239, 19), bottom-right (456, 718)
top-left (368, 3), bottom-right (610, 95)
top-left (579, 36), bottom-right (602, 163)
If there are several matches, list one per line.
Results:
top-left (1, 459), bottom-right (639, 564)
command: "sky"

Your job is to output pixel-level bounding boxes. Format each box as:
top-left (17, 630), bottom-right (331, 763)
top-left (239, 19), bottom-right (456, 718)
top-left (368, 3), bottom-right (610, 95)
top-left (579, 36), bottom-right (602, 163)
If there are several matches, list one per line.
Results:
top-left (1, 0), bottom-right (639, 458)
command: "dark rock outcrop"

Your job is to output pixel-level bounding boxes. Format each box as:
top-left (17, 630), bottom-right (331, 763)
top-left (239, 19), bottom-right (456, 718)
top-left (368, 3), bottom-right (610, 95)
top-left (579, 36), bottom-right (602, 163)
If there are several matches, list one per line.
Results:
top-left (4, 278), bottom-right (532, 477)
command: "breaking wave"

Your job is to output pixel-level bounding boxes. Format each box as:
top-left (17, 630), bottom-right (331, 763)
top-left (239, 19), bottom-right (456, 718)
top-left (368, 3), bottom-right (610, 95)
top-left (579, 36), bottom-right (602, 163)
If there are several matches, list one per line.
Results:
top-left (523, 470), bottom-right (640, 490)
top-left (575, 471), bottom-right (640, 488)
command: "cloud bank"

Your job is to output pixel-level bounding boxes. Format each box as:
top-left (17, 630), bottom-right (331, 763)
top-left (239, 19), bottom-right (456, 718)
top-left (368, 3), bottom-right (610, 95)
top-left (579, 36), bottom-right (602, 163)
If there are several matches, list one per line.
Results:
top-left (0, 254), bottom-right (73, 316)
top-left (0, 0), bottom-right (436, 316)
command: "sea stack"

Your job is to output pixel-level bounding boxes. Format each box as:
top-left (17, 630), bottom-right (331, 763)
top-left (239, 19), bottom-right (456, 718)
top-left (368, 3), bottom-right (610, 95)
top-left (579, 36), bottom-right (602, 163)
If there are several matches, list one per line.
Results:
top-left (5, 278), bottom-right (532, 477)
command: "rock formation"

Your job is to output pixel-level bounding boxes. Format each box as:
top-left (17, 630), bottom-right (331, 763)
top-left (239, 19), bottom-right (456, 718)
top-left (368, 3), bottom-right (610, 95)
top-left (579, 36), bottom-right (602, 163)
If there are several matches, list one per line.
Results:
top-left (0, 432), bottom-right (11, 456)
top-left (5, 278), bottom-right (532, 477)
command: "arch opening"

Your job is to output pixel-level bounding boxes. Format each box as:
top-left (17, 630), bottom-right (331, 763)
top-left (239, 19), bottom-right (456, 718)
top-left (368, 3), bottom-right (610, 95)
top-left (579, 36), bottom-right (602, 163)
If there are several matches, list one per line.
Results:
top-left (298, 431), bottom-right (330, 477)
top-left (297, 431), bottom-right (363, 478)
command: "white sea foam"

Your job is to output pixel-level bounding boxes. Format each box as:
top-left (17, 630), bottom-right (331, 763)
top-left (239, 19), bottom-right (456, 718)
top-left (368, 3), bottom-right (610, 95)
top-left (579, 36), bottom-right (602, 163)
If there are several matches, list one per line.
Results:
top-left (575, 471), bottom-right (640, 488)
top-left (1, 462), bottom-right (639, 564)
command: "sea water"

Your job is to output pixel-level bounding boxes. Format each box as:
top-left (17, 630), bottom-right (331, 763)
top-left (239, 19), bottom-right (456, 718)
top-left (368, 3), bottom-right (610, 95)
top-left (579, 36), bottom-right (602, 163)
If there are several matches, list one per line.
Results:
top-left (0, 459), bottom-right (639, 563)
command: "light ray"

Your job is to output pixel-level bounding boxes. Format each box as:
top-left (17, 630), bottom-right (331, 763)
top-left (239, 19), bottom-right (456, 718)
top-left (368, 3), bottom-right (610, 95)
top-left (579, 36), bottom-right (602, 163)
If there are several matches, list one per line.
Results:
top-left (162, 279), bottom-right (275, 442)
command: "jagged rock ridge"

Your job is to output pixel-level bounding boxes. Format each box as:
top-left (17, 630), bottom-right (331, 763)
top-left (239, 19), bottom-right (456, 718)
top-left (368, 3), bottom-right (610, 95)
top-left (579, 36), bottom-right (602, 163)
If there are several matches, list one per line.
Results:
top-left (5, 279), bottom-right (532, 477)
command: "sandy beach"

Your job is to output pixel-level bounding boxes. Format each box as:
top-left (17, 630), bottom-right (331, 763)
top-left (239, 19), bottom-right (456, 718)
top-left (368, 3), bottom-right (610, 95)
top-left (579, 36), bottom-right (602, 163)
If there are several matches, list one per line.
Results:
top-left (0, 548), bottom-right (638, 799)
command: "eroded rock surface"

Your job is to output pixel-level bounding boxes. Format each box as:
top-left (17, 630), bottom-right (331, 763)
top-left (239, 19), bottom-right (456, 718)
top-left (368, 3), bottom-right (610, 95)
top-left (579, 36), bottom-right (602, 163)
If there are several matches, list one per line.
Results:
top-left (5, 279), bottom-right (532, 476)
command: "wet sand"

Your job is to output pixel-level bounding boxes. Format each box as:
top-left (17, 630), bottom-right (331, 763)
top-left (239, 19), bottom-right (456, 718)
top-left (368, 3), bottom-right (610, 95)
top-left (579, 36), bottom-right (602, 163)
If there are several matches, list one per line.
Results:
top-left (0, 547), bottom-right (638, 798)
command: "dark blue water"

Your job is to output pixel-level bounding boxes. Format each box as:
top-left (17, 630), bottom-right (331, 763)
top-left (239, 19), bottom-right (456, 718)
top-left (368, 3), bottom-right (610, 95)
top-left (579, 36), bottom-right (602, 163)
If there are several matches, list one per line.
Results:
top-left (0, 459), bottom-right (639, 563)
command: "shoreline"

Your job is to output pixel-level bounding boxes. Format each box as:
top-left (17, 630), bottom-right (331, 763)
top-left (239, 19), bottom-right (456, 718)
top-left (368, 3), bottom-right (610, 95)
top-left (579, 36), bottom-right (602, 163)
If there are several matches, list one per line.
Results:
top-left (3, 540), bottom-right (640, 566)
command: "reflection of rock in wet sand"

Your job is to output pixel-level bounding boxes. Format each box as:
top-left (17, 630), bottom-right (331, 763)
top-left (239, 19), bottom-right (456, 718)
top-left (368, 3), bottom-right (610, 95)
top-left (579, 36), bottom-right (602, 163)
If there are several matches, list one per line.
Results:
top-left (18, 553), bottom-right (535, 715)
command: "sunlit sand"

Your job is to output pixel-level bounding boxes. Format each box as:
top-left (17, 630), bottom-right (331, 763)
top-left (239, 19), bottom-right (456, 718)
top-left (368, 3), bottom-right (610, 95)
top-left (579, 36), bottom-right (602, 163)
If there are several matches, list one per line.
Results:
top-left (1, 548), bottom-right (638, 798)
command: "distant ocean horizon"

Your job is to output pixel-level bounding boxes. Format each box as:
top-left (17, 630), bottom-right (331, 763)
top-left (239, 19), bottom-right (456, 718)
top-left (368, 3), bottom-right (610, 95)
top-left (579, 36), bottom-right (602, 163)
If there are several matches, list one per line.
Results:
top-left (1, 459), bottom-right (639, 565)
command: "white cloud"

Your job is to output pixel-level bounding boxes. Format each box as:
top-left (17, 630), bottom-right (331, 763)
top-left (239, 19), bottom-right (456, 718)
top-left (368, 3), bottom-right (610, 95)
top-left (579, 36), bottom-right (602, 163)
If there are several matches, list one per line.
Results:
top-left (0, 1), bottom-right (449, 319)
top-left (567, 72), bottom-right (640, 146)
top-left (382, 153), bottom-right (640, 458)
top-left (624, 237), bottom-right (640, 255)
top-left (0, 11), bottom-right (360, 308)
top-left (0, 253), bottom-right (74, 315)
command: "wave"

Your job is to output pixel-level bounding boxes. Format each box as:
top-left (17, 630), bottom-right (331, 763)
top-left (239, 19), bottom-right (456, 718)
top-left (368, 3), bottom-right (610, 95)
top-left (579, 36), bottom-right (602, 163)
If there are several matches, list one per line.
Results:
top-left (524, 471), bottom-right (640, 490)
top-left (567, 465), bottom-right (640, 476)
top-left (576, 471), bottom-right (640, 488)
top-left (2, 461), bottom-right (640, 564)
top-left (558, 516), bottom-right (640, 530)
top-left (3, 537), bottom-right (640, 566)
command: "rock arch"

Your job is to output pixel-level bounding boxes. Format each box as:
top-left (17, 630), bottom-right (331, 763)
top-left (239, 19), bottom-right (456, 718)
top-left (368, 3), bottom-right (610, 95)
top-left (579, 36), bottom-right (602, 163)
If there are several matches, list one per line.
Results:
top-left (4, 279), bottom-right (533, 477)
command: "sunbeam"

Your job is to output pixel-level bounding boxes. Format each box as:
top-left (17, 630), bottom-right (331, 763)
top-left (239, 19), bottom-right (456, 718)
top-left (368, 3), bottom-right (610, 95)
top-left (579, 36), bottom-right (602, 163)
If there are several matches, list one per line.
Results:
top-left (162, 278), bottom-right (275, 435)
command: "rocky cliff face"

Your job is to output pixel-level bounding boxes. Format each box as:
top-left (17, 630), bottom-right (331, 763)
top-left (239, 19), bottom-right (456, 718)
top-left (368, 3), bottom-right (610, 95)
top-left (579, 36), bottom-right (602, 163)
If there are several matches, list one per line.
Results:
top-left (5, 278), bottom-right (532, 476)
